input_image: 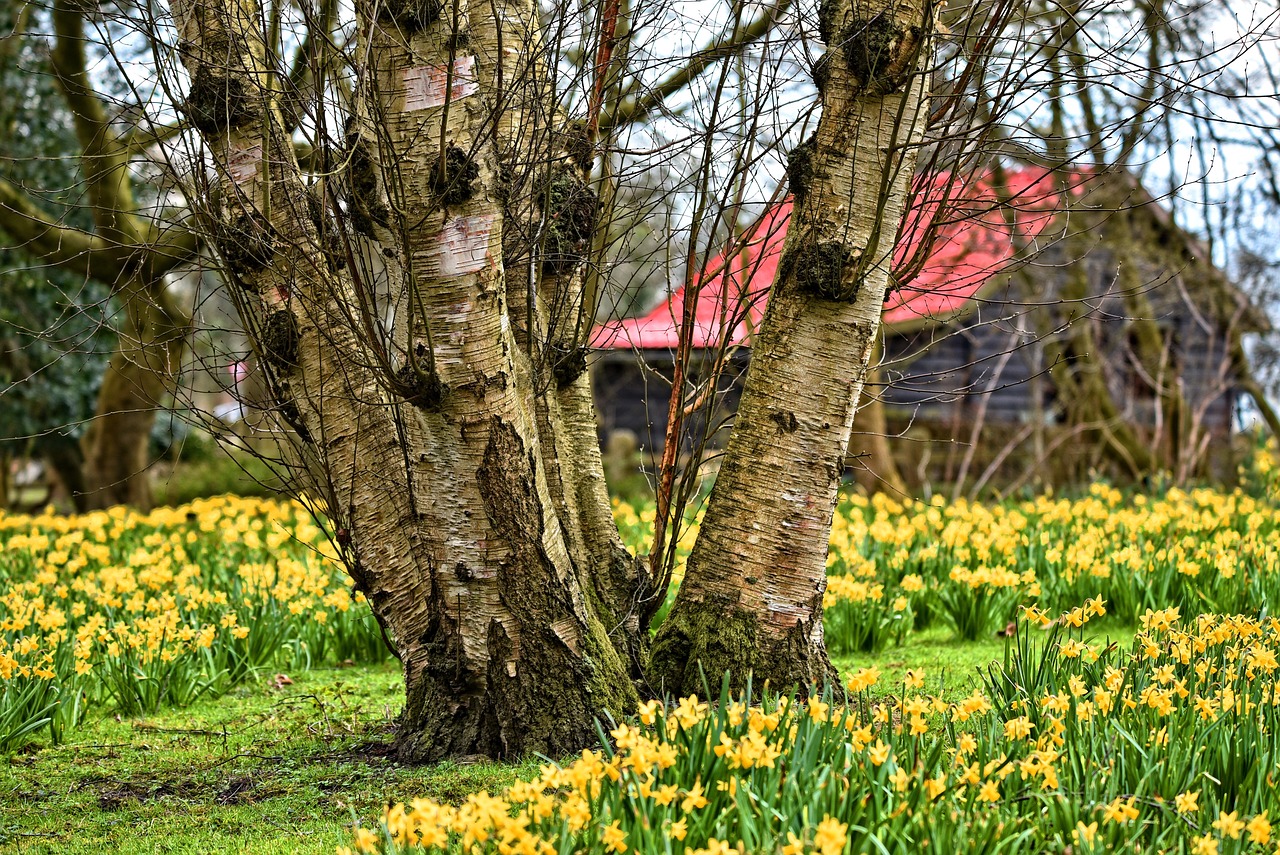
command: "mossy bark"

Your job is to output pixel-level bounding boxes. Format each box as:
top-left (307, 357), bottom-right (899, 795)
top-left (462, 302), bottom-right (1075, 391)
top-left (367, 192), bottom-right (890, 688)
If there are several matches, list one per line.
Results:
top-left (650, 0), bottom-right (930, 696)
top-left (649, 593), bottom-right (834, 696)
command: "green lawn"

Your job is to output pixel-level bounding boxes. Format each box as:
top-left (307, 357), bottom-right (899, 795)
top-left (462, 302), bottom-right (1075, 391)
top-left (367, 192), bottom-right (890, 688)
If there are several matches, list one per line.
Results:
top-left (0, 664), bottom-right (535, 854)
top-left (0, 622), bottom-right (1132, 854)
top-left (833, 618), bottom-right (1135, 702)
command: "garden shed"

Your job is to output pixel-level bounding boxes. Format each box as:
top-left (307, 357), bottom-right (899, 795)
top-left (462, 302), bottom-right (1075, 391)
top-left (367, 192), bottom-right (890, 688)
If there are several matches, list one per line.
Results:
top-left (590, 169), bottom-right (1271, 488)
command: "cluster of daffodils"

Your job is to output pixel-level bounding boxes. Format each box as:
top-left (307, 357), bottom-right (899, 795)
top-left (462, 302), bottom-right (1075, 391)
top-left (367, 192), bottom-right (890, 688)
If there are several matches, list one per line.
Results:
top-left (611, 475), bottom-right (1280, 650)
top-left (350, 599), bottom-right (1280, 854)
top-left (0, 497), bottom-right (385, 750)
top-left (820, 558), bottom-right (919, 655)
top-left (822, 483), bottom-right (1280, 645)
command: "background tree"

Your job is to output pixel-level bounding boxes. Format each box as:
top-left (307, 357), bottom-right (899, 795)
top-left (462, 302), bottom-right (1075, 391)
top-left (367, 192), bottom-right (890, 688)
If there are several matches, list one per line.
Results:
top-left (0, 268), bottom-right (114, 510)
top-left (0, 10), bottom-right (114, 509)
top-left (0, 0), bottom-right (200, 509)
top-left (884, 0), bottom-right (1280, 489)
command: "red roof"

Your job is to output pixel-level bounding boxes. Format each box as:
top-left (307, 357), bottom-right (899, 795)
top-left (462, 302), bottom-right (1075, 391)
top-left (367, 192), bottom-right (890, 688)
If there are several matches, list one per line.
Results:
top-left (591, 168), bottom-right (1075, 351)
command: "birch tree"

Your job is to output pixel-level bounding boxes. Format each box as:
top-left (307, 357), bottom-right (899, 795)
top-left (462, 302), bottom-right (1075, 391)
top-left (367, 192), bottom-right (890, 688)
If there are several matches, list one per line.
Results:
top-left (648, 0), bottom-right (931, 692)
top-left (139, 0), bottom-right (949, 753)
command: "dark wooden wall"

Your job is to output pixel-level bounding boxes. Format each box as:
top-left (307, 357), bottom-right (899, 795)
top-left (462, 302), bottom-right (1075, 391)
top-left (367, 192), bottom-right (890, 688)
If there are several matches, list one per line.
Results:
top-left (591, 218), bottom-right (1249, 484)
top-left (592, 350), bottom-right (750, 456)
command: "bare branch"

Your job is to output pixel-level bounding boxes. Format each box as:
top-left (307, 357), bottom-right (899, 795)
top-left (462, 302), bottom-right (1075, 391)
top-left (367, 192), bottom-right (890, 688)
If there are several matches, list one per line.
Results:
top-left (0, 1), bottom-right (33, 70)
top-left (0, 175), bottom-right (105, 278)
top-left (0, 176), bottom-right (199, 284)
top-left (599, 0), bottom-right (793, 132)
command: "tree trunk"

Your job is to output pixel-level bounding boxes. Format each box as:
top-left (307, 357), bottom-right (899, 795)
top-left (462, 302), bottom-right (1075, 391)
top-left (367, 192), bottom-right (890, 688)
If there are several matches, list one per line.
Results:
top-left (80, 284), bottom-right (187, 510)
top-left (174, 0), bottom-right (637, 761)
top-left (650, 0), bottom-right (930, 695)
top-left (472, 0), bottom-right (650, 672)
top-left (1232, 337), bottom-right (1280, 440)
top-left (44, 437), bottom-right (88, 512)
top-left (1040, 235), bottom-right (1158, 480)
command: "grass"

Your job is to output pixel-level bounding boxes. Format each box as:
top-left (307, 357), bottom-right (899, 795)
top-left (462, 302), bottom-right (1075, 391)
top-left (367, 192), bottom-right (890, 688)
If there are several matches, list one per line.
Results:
top-left (0, 663), bottom-right (535, 855)
top-left (0, 624), bottom-right (1114, 855)
top-left (832, 617), bottom-right (1136, 703)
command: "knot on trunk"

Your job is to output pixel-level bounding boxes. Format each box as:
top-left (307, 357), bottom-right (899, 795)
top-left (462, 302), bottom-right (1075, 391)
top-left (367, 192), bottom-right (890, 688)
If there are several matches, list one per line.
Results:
top-left (786, 134), bottom-right (819, 205)
top-left (769, 409), bottom-right (800, 433)
top-left (260, 310), bottom-right (300, 368)
top-left (276, 394), bottom-right (312, 443)
top-left (787, 240), bottom-right (861, 302)
top-left (378, 0), bottom-right (443, 31)
top-left (394, 363), bottom-right (447, 410)
top-left (540, 167), bottom-right (599, 274)
top-left (840, 14), bottom-right (922, 95)
top-left (182, 36), bottom-right (260, 135)
top-left (811, 52), bottom-right (832, 97)
top-left (816, 0), bottom-right (840, 44)
top-left (217, 212), bottom-right (277, 278)
top-left (551, 345), bottom-right (589, 389)
top-left (344, 124), bottom-right (390, 236)
top-left (429, 145), bottom-right (479, 207)
top-left (561, 120), bottom-right (596, 172)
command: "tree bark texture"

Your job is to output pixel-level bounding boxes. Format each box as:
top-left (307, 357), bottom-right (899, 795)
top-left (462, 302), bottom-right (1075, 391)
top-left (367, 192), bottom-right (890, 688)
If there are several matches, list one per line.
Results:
top-left (650, 0), bottom-right (930, 696)
top-left (173, 0), bottom-right (637, 761)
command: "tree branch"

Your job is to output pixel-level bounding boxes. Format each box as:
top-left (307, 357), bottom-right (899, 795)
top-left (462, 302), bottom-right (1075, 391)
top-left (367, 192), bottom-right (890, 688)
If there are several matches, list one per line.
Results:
top-left (144, 225), bottom-right (202, 278)
top-left (0, 175), bottom-right (103, 276)
top-left (50, 0), bottom-right (143, 244)
top-left (281, 0), bottom-right (339, 133)
top-left (599, 0), bottom-right (792, 132)
top-left (124, 121), bottom-right (185, 155)
top-left (0, 1), bottom-right (33, 71)
top-left (0, 176), bottom-right (199, 285)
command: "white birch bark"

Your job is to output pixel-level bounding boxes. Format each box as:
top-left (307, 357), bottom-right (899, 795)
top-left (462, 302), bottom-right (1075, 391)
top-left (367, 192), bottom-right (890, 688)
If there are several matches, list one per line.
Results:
top-left (651, 0), bottom-right (931, 693)
top-left (172, 0), bottom-right (636, 761)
